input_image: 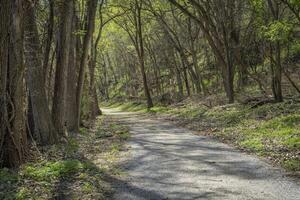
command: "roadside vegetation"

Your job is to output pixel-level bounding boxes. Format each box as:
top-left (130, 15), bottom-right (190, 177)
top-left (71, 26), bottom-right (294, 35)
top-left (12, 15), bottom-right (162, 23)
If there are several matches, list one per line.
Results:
top-left (0, 116), bottom-right (129, 200)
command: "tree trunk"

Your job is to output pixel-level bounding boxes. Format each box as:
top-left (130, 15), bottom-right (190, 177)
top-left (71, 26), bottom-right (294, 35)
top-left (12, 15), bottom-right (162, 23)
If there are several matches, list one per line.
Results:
top-left (175, 66), bottom-right (184, 99)
top-left (270, 42), bottom-right (283, 102)
top-left (220, 60), bottom-right (235, 104)
top-left (267, 1), bottom-right (283, 102)
top-left (52, 0), bottom-right (74, 135)
top-left (0, 0), bottom-right (28, 168)
top-left (24, 1), bottom-right (57, 145)
top-left (43, 0), bottom-right (54, 82)
top-left (66, 10), bottom-right (79, 133)
top-left (88, 38), bottom-right (102, 120)
top-left (136, 1), bottom-right (153, 108)
top-left (75, 0), bottom-right (98, 131)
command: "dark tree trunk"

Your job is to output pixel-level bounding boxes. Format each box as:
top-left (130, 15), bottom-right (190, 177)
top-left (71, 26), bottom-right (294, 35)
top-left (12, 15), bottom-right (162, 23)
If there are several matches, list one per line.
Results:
top-left (24, 1), bottom-right (57, 145)
top-left (43, 0), bottom-right (54, 82)
top-left (267, 1), bottom-right (283, 102)
top-left (52, 0), bottom-right (74, 135)
top-left (270, 43), bottom-right (283, 102)
top-left (136, 1), bottom-right (153, 108)
top-left (66, 10), bottom-right (79, 133)
top-left (175, 66), bottom-right (184, 99)
top-left (0, 0), bottom-right (28, 168)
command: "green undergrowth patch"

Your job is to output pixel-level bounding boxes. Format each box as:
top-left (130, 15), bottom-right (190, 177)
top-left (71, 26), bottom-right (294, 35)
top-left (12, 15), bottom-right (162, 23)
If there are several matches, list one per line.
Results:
top-left (102, 101), bottom-right (171, 114)
top-left (0, 115), bottom-right (130, 200)
top-left (105, 99), bottom-right (300, 174)
top-left (21, 160), bottom-right (96, 182)
top-left (103, 101), bottom-right (148, 112)
top-left (283, 159), bottom-right (300, 171)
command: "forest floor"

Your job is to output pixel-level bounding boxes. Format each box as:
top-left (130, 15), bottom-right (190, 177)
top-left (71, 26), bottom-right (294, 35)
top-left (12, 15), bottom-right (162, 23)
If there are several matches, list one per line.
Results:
top-left (104, 96), bottom-right (300, 175)
top-left (104, 107), bottom-right (300, 199)
top-left (0, 115), bottom-right (130, 200)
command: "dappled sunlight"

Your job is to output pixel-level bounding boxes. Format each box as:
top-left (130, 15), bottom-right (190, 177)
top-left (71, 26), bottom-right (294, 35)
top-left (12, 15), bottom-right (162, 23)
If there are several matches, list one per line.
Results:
top-left (108, 109), bottom-right (300, 200)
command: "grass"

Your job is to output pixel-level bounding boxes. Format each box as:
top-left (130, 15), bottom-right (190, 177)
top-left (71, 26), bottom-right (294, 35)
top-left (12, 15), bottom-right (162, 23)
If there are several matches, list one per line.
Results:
top-left (103, 99), bottom-right (300, 174)
top-left (21, 160), bottom-right (88, 181)
top-left (0, 115), bottom-right (130, 200)
top-left (283, 159), bottom-right (300, 171)
top-left (103, 101), bottom-right (171, 113)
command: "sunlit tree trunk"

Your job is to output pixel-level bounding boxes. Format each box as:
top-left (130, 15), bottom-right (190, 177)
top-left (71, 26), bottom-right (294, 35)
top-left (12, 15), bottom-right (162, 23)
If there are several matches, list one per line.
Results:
top-left (75, 0), bottom-right (98, 131)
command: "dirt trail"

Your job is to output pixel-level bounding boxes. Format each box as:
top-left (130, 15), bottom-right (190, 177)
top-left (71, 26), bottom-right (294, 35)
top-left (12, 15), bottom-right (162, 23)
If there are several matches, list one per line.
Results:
top-left (103, 108), bottom-right (300, 200)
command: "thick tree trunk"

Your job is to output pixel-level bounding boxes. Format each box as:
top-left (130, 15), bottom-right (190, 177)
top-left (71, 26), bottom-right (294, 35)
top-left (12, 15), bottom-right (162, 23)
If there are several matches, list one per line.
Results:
top-left (52, 0), bottom-right (74, 135)
top-left (220, 61), bottom-right (235, 104)
top-left (24, 1), bottom-right (57, 145)
top-left (0, 0), bottom-right (28, 168)
top-left (88, 38), bottom-right (102, 120)
top-left (66, 11), bottom-right (79, 133)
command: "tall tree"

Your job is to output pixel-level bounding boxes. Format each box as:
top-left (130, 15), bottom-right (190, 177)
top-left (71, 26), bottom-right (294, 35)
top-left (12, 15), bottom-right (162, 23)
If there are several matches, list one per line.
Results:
top-left (24, 0), bottom-right (58, 144)
top-left (75, 0), bottom-right (98, 131)
top-left (66, 10), bottom-right (79, 132)
top-left (52, 0), bottom-right (74, 135)
top-left (0, 0), bottom-right (28, 167)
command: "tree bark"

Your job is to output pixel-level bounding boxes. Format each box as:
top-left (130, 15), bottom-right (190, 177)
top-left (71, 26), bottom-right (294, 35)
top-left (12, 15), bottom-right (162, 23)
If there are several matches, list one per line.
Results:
top-left (136, 0), bottom-right (153, 108)
top-left (66, 9), bottom-right (79, 133)
top-left (75, 0), bottom-right (98, 131)
top-left (24, 0), bottom-right (57, 145)
top-left (88, 38), bottom-right (102, 120)
top-left (52, 0), bottom-right (74, 135)
top-left (0, 0), bottom-right (28, 168)
top-left (43, 0), bottom-right (54, 82)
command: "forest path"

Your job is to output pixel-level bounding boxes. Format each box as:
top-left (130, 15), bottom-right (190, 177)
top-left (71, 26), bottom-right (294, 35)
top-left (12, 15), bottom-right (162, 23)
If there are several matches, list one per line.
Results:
top-left (102, 108), bottom-right (300, 200)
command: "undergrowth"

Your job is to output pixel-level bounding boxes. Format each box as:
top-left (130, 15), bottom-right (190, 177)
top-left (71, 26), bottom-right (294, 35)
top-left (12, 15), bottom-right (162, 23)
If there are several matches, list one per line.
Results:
top-left (0, 115), bottom-right (130, 200)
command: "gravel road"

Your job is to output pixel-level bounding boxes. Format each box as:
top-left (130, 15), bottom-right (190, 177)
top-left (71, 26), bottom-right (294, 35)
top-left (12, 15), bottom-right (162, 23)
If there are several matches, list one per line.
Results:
top-left (103, 108), bottom-right (300, 200)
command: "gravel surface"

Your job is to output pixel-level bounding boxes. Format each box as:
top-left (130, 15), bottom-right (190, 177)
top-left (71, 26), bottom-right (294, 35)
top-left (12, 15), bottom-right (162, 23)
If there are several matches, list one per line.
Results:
top-left (103, 108), bottom-right (300, 200)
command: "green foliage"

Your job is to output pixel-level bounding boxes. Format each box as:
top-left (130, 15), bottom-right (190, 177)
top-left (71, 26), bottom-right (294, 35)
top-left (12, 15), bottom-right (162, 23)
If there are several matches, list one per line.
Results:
top-left (290, 40), bottom-right (300, 56)
top-left (115, 128), bottom-right (130, 140)
top-left (282, 159), bottom-right (300, 171)
top-left (260, 20), bottom-right (293, 42)
top-left (66, 138), bottom-right (80, 155)
top-left (240, 138), bottom-right (264, 151)
top-left (79, 127), bottom-right (88, 135)
top-left (251, 0), bottom-right (264, 12)
top-left (82, 182), bottom-right (94, 193)
top-left (288, 0), bottom-right (300, 7)
top-left (111, 143), bottom-right (122, 154)
top-left (21, 160), bottom-right (85, 181)
top-left (15, 187), bottom-right (32, 200)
